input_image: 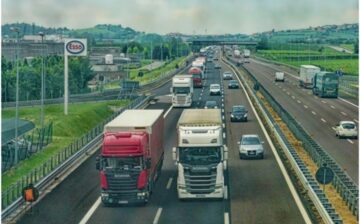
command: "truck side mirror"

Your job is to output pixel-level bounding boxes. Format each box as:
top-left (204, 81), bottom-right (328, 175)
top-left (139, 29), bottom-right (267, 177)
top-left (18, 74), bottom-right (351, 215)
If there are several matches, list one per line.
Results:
top-left (146, 158), bottom-right (151, 169)
top-left (223, 146), bottom-right (228, 160)
top-left (237, 141), bottom-right (240, 145)
top-left (95, 156), bottom-right (100, 170)
top-left (172, 147), bottom-right (177, 161)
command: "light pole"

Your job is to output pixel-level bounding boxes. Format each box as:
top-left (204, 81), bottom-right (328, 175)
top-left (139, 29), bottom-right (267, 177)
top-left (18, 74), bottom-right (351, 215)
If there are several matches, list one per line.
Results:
top-left (10, 27), bottom-right (20, 164)
top-left (39, 32), bottom-right (45, 131)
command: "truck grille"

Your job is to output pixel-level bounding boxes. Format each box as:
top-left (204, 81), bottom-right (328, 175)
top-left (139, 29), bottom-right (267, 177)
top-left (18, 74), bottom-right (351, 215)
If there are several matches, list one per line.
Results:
top-left (105, 170), bottom-right (140, 199)
top-left (176, 96), bottom-right (187, 104)
top-left (184, 166), bottom-right (217, 194)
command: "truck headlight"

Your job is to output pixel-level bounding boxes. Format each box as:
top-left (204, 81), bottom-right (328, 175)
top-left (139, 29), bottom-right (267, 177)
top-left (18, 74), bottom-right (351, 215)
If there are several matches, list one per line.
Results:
top-left (230, 114), bottom-right (234, 118)
top-left (244, 113), bottom-right (247, 117)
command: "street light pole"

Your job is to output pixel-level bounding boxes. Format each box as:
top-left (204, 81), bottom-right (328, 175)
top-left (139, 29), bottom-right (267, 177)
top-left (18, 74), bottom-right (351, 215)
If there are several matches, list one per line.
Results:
top-left (39, 32), bottom-right (45, 131)
top-left (11, 27), bottom-right (20, 164)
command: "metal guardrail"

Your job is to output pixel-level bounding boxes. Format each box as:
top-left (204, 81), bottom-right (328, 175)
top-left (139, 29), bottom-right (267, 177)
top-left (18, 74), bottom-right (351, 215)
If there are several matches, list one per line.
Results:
top-left (224, 57), bottom-right (358, 223)
top-left (1, 95), bottom-right (150, 220)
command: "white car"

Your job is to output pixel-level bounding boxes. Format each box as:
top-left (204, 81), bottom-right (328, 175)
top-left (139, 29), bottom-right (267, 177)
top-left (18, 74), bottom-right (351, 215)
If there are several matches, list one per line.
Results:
top-left (223, 71), bottom-right (233, 80)
top-left (335, 121), bottom-right (358, 139)
top-left (238, 134), bottom-right (264, 159)
top-left (209, 84), bottom-right (221, 95)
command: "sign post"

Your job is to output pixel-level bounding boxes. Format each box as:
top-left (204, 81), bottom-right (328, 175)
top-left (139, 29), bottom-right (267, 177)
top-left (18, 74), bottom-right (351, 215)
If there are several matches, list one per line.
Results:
top-left (64, 39), bottom-right (87, 115)
top-left (315, 163), bottom-right (334, 193)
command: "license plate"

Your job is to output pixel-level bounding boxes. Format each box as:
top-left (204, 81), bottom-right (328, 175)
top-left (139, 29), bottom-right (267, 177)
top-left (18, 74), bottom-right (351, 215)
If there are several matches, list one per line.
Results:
top-left (195, 194), bottom-right (205, 198)
top-left (118, 200), bottom-right (128, 204)
top-left (249, 152), bottom-right (255, 155)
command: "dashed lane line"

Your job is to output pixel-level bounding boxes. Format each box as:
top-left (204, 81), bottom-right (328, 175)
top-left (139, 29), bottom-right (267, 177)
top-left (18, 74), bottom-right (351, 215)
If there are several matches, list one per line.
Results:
top-left (341, 112), bottom-right (347, 116)
top-left (153, 208), bottom-right (163, 224)
top-left (321, 118), bottom-right (326, 123)
top-left (166, 178), bottom-right (173, 190)
top-left (312, 111), bottom-right (316, 115)
top-left (347, 139), bottom-right (354, 144)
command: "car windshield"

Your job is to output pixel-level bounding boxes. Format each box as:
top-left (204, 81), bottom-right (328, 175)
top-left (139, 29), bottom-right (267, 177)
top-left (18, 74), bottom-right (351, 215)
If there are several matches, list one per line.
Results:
top-left (342, 123), bottom-right (356, 129)
top-left (233, 106), bottom-right (246, 112)
top-left (241, 137), bottom-right (260, 145)
top-left (211, 85), bottom-right (220, 89)
top-left (103, 157), bottom-right (142, 170)
top-left (173, 87), bottom-right (190, 94)
top-left (179, 147), bottom-right (221, 165)
top-left (230, 81), bottom-right (237, 84)
top-left (206, 101), bottom-right (217, 107)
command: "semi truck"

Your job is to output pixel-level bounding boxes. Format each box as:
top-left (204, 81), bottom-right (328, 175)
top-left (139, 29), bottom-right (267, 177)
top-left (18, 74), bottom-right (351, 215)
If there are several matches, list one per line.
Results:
top-left (188, 67), bottom-right (203, 88)
top-left (312, 71), bottom-right (339, 98)
top-left (299, 65), bottom-right (320, 88)
top-left (172, 109), bottom-right (228, 199)
top-left (97, 109), bottom-right (164, 205)
top-left (234, 49), bottom-right (241, 58)
top-left (171, 75), bottom-right (193, 107)
top-left (243, 49), bottom-right (250, 58)
top-left (192, 60), bottom-right (206, 79)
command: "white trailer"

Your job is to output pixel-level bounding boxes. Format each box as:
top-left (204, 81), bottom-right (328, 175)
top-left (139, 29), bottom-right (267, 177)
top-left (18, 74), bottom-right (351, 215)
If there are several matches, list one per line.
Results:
top-left (234, 50), bottom-right (241, 58)
top-left (243, 49), bottom-right (250, 58)
top-left (172, 109), bottom-right (228, 199)
top-left (275, 72), bottom-right (285, 82)
top-left (171, 75), bottom-right (193, 107)
top-left (299, 65), bottom-right (320, 88)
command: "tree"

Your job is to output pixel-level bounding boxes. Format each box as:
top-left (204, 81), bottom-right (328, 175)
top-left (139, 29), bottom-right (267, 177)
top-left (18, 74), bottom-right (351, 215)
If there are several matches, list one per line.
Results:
top-left (256, 36), bottom-right (269, 50)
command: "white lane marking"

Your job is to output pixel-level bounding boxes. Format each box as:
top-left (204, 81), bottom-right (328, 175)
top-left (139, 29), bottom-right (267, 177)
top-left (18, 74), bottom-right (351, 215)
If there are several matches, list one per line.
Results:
top-left (222, 123), bottom-right (225, 128)
top-left (200, 93), bottom-right (203, 96)
top-left (166, 178), bottom-right (173, 189)
top-left (339, 97), bottom-right (359, 108)
top-left (224, 185), bottom-right (228, 200)
top-left (287, 92), bottom-right (290, 95)
top-left (312, 111), bottom-right (316, 115)
top-left (222, 108), bottom-right (225, 113)
top-left (354, 119), bottom-right (358, 123)
top-left (279, 86), bottom-right (282, 89)
top-left (332, 127), bottom-right (336, 131)
top-left (282, 89), bottom-right (286, 92)
top-left (222, 115), bottom-right (225, 120)
top-left (222, 103), bottom-right (224, 108)
top-left (297, 100), bottom-right (301, 104)
top-left (224, 58), bottom-right (312, 224)
top-left (79, 197), bottom-right (101, 224)
top-left (153, 208), bottom-right (163, 224)
top-left (341, 112), bottom-right (347, 116)
top-left (223, 133), bottom-right (226, 139)
top-left (307, 92), bottom-right (311, 95)
top-left (164, 106), bottom-right (173, 118)
top-left (330, 105), bottom-right (335, 109)
top-left (321, 118), bottom-right (326, 123)
top-left (291, 96), bottom-right (296, 99)
top-left (321, 100), bottom-right (326, 104)
top-left (199, 97), bottom-right (202, 100)
top-left (347, 139), bottom-right (354, 144)
top-left (304, 105), bottom-right (308, 109)
top-left (224, 213), bottom-right (230, 224)
top-left (222, 98), bottom-right (224, 102)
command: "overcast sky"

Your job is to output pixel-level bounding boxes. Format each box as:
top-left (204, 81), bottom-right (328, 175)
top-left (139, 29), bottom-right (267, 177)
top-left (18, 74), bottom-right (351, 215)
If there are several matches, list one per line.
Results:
top-left (1, 0), bottom-right (358, 34)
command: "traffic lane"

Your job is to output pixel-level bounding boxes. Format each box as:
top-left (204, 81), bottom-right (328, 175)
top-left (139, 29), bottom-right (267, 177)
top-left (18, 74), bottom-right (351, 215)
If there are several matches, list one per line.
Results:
top-left (87, 106), bottom-right (183, 224)
top-left (242, 63), bottom-right (358, 182)
top-left (249, 57), bottom-right (359, 109)
top-left (220, 62), bottom-right (305, 224)
top-left (17, 102), bottom-right (172, 224)
top-left (244, 62), bottom-right (356, 126)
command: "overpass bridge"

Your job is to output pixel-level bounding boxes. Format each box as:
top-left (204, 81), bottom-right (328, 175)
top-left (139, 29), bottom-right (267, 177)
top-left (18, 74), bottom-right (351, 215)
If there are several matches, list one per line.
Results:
top-left (187, 38), bottom-right (258, 47)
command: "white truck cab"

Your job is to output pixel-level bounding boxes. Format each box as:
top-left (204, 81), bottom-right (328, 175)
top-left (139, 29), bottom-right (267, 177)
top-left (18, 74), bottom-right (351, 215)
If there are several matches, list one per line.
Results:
top-left (171, 75), bottom-right (193, 107)
top-left (275, 72), bottom-right (285, 82)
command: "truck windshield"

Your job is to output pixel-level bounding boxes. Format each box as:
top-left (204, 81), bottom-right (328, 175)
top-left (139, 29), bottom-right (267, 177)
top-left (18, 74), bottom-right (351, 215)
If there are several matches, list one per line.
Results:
top-left (179, 147), bottom-right (221, 165)
top-left (193, 74), bottom-right (202, 79)
top-left (173, 87), bottom-right (190, 94)
top-left (324, 76), bottom-right (339, 85)
top-left (103, 157), bottom-right (142, 170)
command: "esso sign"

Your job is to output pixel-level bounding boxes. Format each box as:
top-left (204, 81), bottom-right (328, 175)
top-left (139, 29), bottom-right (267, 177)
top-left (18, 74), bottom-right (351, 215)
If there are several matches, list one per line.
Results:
top-left (66, 41), bottom-right (85, 54)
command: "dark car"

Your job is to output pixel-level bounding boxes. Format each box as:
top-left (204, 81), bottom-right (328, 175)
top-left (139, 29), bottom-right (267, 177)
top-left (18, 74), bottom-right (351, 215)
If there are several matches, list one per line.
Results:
top-left (228, 80), bottom-right (239, 89)
top-left (230, 105), bottom-right (248, 122)
top-left (204, 101), bottom-right (218, 109)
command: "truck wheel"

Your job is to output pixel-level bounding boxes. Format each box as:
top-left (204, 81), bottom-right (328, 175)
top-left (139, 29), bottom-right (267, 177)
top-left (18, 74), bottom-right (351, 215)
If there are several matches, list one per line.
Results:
top-left (239, 154), bottom-right (243, 160)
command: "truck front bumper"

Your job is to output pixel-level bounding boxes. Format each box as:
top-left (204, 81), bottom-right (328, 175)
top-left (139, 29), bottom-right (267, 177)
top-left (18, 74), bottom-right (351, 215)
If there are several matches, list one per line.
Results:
top-left (101, 190), bottom-right (149, 205)
top-left (177, 186), bottom-right (224, 199)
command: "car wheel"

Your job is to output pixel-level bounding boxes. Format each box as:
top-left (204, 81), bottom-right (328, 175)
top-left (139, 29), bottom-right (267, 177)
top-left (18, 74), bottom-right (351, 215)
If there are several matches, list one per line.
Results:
top-left (239, 154), bottom-right (243, 159)
top-left (244, 118), bottom-right (248, 122)
top-left (261, 154), bottom-right (264, 159)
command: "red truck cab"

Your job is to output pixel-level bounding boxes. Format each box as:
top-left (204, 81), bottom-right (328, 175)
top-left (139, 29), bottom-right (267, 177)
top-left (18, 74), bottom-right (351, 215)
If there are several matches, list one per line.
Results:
top-left (97, 110), bottom-right (164, 205)
top-left (188, 67), bottom-right (203, 88)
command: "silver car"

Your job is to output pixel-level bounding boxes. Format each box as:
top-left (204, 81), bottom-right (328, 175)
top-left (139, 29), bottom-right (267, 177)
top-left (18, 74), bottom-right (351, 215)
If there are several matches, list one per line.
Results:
top-left (209, 84), bottom-right (221, 95)
top-left (223, 71), bottom-right (233, 80)
top-left (238, 134), bottom-right (264, 159)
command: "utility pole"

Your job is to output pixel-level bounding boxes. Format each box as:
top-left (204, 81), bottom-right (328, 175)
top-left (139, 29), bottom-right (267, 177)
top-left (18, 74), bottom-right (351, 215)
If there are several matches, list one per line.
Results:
top-left (11, 27), bottom-right (20, 164)
top-left (39, 32), bottom-right (45, 131)
top-left (161, 43), bottom-right (163, 62)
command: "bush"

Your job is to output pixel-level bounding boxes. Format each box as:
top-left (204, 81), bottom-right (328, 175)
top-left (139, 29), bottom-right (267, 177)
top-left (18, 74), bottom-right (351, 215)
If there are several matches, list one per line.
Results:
top-left (175, 64), bottom-right (179, 69)
top-left (138, 71), bottom-right (144, 77)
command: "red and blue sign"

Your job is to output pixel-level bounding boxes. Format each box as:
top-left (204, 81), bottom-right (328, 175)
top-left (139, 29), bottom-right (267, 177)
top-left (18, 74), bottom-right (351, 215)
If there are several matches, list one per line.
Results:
top-left (64, 39), bottom-right (87, 56)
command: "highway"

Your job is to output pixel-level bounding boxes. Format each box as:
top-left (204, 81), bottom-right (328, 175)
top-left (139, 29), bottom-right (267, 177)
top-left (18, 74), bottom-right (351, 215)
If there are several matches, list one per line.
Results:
top-left (234, 56), bottom-right (358, 182)
top-left (16, 55), bottom-right (307, 224)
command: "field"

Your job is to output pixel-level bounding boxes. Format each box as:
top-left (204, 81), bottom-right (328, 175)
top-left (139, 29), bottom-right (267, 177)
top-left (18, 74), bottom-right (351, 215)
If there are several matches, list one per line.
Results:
top-left (2, 100), bottom-right (130, 190)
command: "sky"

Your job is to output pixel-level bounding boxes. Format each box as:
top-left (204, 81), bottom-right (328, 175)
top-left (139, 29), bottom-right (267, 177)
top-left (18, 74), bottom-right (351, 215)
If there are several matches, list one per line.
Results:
top-left (1, 0), bottom-right (358, 34)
